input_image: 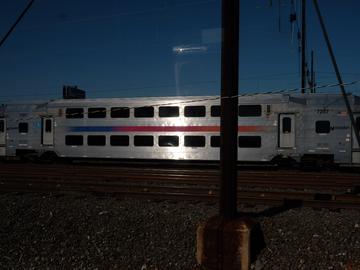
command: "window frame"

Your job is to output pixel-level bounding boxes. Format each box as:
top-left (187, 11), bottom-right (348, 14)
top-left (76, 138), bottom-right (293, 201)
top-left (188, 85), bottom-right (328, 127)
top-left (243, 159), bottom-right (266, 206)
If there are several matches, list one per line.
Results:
top-left (88, 107), bottom-right (107, 118)
top-left (18, 122), bottom-right (28, 133)
top-left (282, 117), bottom-right (292, 133)
top-left (210, 136), bottom-right (220, 148)
top-left (159, 106), bottom-right (179, 118)
top-left (210, 105), bottom-right (221, 117)
top-left (134, 106), bottom-right (154, 118)
top-left (184, 106), bottom-right (206, 117)
top-left (0, 120), bottom-right (5, 133)
top-left (238, 136), bottom-right (261, 148)
top-left (238, 105), bottom-right (262, 117)
top-left (158, 135), bottom-right (179, 147)
top-left (134, 135), bottom-right (154, 146)
top-left (65, 135), bottom-right (83, 146)
top-left (184, 135), bottom-right (206, 147)
top-left (110, 135), bottom-right (130, 146)
top-left (111, 107), bottom-right (130, 118)
top-left (87, 135), bottom-right (106, 146)
top-left (315, 120), bottom-right (331, 134)
top-left (65, 108), bottom-right (84, 119)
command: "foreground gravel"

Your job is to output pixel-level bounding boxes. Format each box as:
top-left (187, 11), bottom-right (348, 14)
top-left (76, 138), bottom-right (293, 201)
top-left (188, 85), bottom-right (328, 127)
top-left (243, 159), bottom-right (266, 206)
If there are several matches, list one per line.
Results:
top-left (0, 193), bottom-right (359, 270)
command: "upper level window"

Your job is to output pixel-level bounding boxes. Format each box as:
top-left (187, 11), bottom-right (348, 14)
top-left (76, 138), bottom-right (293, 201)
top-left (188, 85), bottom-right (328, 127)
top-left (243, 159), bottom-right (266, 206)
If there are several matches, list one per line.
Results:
top-left (0, 120), bottom-right (4, 132)
top-left (88, 108), bottom-right (106, 118)
top-left (238, 136), bottom-right (261, 148)
top-left (111, 107), bottom-right (130, 118)
top-left (316, 121), bottom-right (331, 134)
top-left (18, 123), bottom-right (28, 133)
top-left (184, 106), bottom-right (206, 117)
top-left (159, 106), bottom-right (179, 117)
top-left (134, 107), bottom-right (154, 118)
top-left (282, 117), bottom-right (291, 133)
top-left (211, 105), bottom-right (221, 117)
top-left (66, 108), bottom-right (84, 119)
top-left (239, 105), bottom-right (262, 117)
top-left (356, 117), bottom-right (360, 133)
top-left (184, 136), bottom-right (205, 147)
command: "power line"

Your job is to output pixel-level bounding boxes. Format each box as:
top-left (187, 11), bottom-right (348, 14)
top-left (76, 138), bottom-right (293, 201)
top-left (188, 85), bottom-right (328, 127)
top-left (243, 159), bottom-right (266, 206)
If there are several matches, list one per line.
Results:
top-left (0, 0), bottom-right (35, 49)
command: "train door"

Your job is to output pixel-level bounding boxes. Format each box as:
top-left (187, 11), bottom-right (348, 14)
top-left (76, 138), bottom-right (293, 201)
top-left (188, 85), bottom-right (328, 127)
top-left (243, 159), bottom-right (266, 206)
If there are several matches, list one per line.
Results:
top-left (279, 114), bottom-right (295, 148)
top-left (352, 114), bottom-right (360, 163)
top-left (42, 117), bottom-right (54, 146)
top-left (0, 119), bottom-right (5, 156)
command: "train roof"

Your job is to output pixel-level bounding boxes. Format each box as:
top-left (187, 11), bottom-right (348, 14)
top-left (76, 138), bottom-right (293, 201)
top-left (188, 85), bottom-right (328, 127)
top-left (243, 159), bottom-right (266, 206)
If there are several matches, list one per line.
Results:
top-left (45, 92), bottom-right (360, 107)
top-left (2, 93), bottom-right (360, 108)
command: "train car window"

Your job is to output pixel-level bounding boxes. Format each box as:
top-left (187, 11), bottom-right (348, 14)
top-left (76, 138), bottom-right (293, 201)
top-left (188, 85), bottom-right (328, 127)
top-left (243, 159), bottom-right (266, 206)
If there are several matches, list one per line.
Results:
top-left (184, 136), bottom-right (205, 147)
top-left (134, 107), bottom-right (154, 118)
top-left (159, 106), bottom-right (179, 117)
top-left (238, 136), bottom-right (261, 148)
top-left (110, 135), bottom-right (129, 146)
top-left (134, 135), bottom-right (153, 146)
top-left (210, 136), bottom-right (220, 147)
top-left (238, 105), bottom-right (262, 117)
top-left (18, 122), bottom-right (28, 133)
top-left (111, 107), bottom-right (130, 118)
top-left (282, 117), bottom-right (291, 133)
top-left (356, 117), bottom-right (360, 132)
top-left (88, 108), bottom-right (106, 118)
top-left (66, 108), bottom-right (84, 118)
top-left (184, 106), bottom-right (206, 117)
top-left (159, 136), bottom-right (179, 147)
top-left (45, 119), bottom-right (52, 133)
top-left (0, 120), bottom-right (4, 132)
top-left (65, 135), bottom-right (83, 146)
top-left (87, 135), bottom-right (106, 146)
top-left (316, 121), bottom-right (331, 134)
top-left (211, 106), bottom-right (221, 117)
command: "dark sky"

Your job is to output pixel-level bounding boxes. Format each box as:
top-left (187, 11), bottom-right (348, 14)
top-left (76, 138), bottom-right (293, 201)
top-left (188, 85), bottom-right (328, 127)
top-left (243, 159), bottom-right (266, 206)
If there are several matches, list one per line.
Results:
top-left (0, 0), bottom-right (359, 102)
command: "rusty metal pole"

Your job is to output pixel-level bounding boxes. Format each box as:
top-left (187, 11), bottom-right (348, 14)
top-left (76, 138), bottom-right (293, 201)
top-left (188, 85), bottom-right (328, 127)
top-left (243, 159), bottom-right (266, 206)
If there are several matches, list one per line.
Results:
top-left (312, 0), bottom-right (360, 147)
top-left (219, 0), bottom-right (239, 218)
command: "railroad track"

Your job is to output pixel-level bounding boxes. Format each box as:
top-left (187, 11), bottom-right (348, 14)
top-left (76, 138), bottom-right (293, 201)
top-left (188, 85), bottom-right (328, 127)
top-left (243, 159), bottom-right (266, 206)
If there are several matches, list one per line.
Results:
top-left (0, 163), bottom-right (360, 209)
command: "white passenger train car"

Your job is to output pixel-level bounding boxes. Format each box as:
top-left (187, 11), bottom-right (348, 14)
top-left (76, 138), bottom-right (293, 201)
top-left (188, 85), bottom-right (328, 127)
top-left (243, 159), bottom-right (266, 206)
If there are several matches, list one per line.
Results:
top-left (0, 93), bottom-right (359, 164)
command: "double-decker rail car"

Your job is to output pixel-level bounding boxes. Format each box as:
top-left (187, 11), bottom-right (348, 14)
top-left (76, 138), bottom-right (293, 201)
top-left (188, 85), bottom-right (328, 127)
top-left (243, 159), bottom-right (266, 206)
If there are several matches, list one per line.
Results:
top-left (0, 93), bottom-right (359, 165)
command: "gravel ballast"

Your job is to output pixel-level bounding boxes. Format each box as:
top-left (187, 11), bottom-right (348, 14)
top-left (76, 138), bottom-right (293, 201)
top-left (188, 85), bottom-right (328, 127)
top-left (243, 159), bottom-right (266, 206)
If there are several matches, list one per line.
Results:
top-left (0, 193), bottom-right (359, 269)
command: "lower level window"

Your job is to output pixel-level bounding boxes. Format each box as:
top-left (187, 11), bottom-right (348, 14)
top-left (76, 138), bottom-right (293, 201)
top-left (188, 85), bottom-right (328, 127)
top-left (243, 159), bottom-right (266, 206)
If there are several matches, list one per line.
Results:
top-left (238, 136), bottom-right (261, 148)
top-left (88, 135), bottom-right (106, 146)
top-left (65, 135), bottom-right (83, 146)
top-left (210, 136), bottom-right (220, 147)
top-left (110, 135), bottom-right (129, 146)
top-left (159, 136), bottom-right (179, 147)
top-left (134, 135), bottom-right (153, 146)
top-left (185, 136), bottom-right (205, 147)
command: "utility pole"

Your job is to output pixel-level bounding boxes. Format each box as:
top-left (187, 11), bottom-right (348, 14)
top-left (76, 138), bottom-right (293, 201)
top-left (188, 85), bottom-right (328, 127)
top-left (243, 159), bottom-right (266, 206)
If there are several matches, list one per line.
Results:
top-left (312, 0), bottom-right (360, 147)
top-left (301, 0), bottom-right (307, 93)
top-left (219, 0), bottom-right (239, 219)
